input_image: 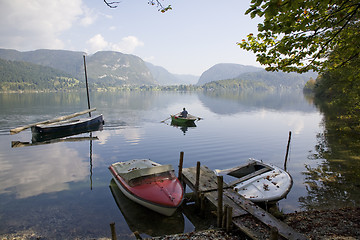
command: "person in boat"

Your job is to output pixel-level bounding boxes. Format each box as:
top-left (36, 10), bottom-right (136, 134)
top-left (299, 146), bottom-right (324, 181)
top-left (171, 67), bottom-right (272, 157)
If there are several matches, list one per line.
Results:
top-left (179, 108), bottom-right (188, 118)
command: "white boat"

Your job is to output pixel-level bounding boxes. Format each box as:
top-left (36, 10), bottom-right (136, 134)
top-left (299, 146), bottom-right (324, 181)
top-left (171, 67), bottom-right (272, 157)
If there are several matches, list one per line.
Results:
top-left (109, 159), bottom-right (184, 216)
top-left (214, 158), bottom-right (293, 203)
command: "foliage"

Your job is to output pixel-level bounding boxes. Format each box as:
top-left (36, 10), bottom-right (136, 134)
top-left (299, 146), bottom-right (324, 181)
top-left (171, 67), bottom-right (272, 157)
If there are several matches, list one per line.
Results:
top-left (303, 78), bottom-right (316, 93)
top-left (314, 41), bottom-right (360, 134)
top-left (148, 0), bottom-right (172, 13)
top-left (0, 59), bottom-right (81, 92)
top-left (202, 78), bottom-right (271, 91)
top-left (238, 0), bottom-right (360, 73)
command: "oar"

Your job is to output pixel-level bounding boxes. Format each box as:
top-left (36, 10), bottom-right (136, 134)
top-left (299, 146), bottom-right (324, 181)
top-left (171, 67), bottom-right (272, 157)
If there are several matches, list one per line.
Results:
top-left (161, 116), bottom-right (171, 123)
top-left (10, 108), bottom-right (97, 135)
top-left (161, 112), bottom-right (180, 123)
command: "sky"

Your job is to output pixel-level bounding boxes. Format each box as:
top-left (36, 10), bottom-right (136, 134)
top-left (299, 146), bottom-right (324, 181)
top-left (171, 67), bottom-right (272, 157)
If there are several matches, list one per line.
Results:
top-left (0, 0), bottom-right (263, 76)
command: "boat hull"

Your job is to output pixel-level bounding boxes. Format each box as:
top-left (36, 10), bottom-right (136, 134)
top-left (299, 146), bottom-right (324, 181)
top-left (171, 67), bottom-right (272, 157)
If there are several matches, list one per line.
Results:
top-left (170, 114), bottom-right (197, 125)
top-left (216, 159), bottom-right (293, 203)
top-left (31, 114), bottom-right (104, 142)
top-left (109, 159), bottom-right (184, 216)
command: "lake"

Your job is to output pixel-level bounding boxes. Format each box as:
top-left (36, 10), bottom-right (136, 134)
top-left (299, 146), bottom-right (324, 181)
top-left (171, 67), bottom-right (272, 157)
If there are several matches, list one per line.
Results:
top-left (0, 90), bottom-right (356, 239)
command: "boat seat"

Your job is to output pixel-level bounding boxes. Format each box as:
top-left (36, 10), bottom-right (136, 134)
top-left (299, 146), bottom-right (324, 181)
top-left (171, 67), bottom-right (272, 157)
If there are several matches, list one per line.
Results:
top-left (227, 167), bottom-right (272, 188)
top-left (119, 164), bottom-right (174, 182)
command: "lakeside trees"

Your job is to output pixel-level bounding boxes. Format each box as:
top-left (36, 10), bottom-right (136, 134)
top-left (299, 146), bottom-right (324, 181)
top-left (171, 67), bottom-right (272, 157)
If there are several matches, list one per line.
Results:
top-left (239, 0), bottom-right (360, 134)
top-left (238, 0), bottom-right (360, 73)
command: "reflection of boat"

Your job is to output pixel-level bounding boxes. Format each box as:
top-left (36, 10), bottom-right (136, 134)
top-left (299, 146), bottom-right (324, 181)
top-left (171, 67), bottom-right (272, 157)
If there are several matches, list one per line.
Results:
top-left (109, 179), bottom-right (184, 237)
top-left (109, 159), bottom-right (184, 216)
top-left (171, 113), bottom-right (199, 125)
top-left (31, 114), bottom-right (104, 142)
top-left (215, 158), bottom-right (293, 203)
top-left (171, 120), bottom-right (196, 135)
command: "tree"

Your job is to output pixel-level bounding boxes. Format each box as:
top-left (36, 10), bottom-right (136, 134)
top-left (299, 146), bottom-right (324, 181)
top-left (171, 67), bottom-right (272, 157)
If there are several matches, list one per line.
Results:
top-left (238, 0), bottom-right (360, 73)
top-left (104, 0), bottom-right (172, 12)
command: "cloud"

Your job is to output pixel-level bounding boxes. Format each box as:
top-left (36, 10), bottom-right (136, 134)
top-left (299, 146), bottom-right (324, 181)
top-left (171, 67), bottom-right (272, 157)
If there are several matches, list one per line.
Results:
top-left (80, 7), bottom-right (98, 26)
top-left (0, 0), bottom-right (83, 50)
top-left (86, 34), bottom-right (144, 54)
top-left (86, 34), bottom-right (109, 53)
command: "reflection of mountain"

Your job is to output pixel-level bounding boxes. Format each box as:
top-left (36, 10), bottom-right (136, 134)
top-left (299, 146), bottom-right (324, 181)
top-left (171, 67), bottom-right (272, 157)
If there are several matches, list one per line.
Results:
top-left (109, 179), bottom-right (184, 237)
top-left (198, 90), bottom-right (317, 115)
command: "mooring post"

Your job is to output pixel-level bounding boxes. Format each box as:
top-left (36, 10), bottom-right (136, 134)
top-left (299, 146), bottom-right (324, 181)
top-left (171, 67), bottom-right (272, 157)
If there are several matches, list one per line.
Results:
top-left (195, 161), bottom-right (201, 206)
top-left (217, 175), bottom-right (223, 227)
top-left (226, 206), bottom-right (233, 232)
top-left (110, 222), bottom-right (117, 240)
top-left (178, 151), bottom-right (184, 182)
top-left (222, 205), bottom-right (228, 228)
top-left (200, 192), bottom-right (205, 216)
top-left (270, 227), bottom-right (279, 240)
top-left (133, 231), bottom-right (142, 240)
top-left (284, 131), bottom-right (292, 171)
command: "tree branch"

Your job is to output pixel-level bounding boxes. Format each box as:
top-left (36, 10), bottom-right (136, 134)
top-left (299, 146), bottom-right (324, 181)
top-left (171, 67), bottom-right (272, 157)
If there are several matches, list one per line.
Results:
top-left (104, 0), bottom-right (121, 8)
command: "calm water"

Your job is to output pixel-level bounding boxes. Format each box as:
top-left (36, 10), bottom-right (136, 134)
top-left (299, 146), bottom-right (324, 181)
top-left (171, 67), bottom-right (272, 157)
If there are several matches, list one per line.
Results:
top-left (0, 90), bottom-right (346, 239)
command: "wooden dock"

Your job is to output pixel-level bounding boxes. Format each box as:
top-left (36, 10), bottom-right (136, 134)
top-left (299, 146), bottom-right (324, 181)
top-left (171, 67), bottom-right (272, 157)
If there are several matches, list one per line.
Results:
top-left (181, 163), bottom-right (308, 240)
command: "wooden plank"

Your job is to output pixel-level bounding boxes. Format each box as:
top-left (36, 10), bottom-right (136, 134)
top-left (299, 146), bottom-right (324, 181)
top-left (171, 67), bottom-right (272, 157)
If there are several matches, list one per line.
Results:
top-left (10, 108), bottom-right (96, 135)
top-left (204, 191), bottom-right (248, 217)
top-left (182, 166), bottom-right (228, 192)
top-left (224, 189), bottom-right (307, 240)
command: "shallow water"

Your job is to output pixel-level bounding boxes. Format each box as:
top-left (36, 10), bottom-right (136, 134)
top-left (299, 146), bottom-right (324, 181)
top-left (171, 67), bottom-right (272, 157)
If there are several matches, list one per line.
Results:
top-left (0, 90), bottom-right (348, 239)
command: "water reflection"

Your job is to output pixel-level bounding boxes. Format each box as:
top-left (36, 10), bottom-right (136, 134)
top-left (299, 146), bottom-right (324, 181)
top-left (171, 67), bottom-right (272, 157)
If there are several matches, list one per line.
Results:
top-left (199, 90), bottom-right (317, 115)
top-left (170, 120), bottom-right (197, 135)
top-left (1, 144), bottom-right (89, 198)
top-left (109, 179), bottom-right (184, 237)
top-left (301, 105), bottom-right (360, 210)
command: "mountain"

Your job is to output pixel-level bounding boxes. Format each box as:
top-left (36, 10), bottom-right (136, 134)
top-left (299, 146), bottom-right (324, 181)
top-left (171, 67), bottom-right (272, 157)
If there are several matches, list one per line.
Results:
top-left (145, 62), bottom-right (181, 85)
top-left (85, 51), bottom-right (155, 85)
top-left (0, 49), bottom-right (157, 86)
top-left (198, 63), bottom-right (317, 89)
top-left (0, 49), bottom-right (84, 77)
top-left (145, 62), bottom-right (199, 85)
top-left (173, 74), bottom-right (199, 85)
top-left (236, 70), bottom-right (317, 89)
top-left (197, 63), bottom-right (262, 85)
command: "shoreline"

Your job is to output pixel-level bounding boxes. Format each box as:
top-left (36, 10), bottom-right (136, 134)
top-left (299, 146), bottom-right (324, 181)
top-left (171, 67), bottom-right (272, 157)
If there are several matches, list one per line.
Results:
top-left (146, 207), bottom-right (360, 240)
top-left (1, 207), bottom-right (359, 240)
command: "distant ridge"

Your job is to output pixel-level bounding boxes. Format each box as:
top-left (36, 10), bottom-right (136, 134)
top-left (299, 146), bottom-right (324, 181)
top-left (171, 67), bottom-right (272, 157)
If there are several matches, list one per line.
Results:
top-left (197, 63), bottom-right (262, 85)
top-left (0, 48), bottom-right (317, 91)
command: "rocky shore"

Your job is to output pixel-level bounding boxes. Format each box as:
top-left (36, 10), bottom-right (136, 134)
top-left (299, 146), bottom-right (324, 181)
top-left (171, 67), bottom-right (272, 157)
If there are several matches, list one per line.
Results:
top-left (147, 207), bottom-right (360, 240)
top-left (1, 207), bottom-right (359, 240)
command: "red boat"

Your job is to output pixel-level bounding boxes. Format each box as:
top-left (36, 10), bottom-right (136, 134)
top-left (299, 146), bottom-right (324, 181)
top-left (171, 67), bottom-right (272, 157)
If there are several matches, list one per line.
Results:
top-left (109, 159), bottom-right (184, 216)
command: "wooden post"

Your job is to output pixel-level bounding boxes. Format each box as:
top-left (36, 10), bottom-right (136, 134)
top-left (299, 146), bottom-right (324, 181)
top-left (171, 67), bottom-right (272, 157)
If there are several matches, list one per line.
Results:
top-left (195, 161), bottom-right (201, 205)
top-left (226, 206), bottom-right (233, 232)
top-left (110, 222), bottom-right (117, 240)
top-left (217, 175), bottom-right (223, 227)
top-left (133, 231), bottom-right (142, 239)
top-left (222, 205), bottom-right (228, 228)
top-left (178, 151), bottom-right (184, 182)
top-left (270, 227), bottom-right (279, 240)
top-left (83, 55), bottom-right (91, 117)
top-left (284, 131), bottom-right (292, 171)
top-left (200, 192), bottom-right (205, 216)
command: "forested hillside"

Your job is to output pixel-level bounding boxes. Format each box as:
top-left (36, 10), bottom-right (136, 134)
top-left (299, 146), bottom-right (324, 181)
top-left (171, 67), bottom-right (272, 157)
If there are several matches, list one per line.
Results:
top-left (0, 59), bottom-right (81, 91)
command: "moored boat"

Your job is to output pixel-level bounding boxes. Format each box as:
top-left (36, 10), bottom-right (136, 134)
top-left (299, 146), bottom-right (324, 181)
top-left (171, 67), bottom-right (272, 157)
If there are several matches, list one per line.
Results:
top-left (31, 114), bottom-right (104, 135)
top-left (109, 159), bottom-right (184, 216)
top-left (214, 158), bottom-right (293, 203)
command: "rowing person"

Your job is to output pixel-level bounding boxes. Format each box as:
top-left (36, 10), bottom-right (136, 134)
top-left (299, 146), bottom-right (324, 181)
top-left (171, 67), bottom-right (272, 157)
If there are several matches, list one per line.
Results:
top-left (179, 108), bottom-right (188, 118)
